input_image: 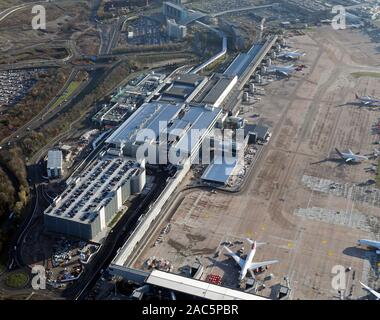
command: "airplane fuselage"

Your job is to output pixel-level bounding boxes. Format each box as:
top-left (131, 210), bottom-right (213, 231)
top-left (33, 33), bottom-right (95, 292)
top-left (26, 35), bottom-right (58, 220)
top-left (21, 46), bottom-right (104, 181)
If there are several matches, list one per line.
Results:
top-left (340, 152), bottom-right (368, 162)
top-left (239, 244), bottom-right (256, 281)
top-left (336, 148), bottom-right (368, 163)
top-left (356, 95), bottom-right (380, 106)
top-left (358, 239), bottom-right (380, 254)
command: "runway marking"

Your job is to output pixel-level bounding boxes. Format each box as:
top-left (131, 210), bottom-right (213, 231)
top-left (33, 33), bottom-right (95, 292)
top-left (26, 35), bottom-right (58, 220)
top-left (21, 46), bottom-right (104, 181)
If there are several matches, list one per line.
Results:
top-left (288, 242), bottom-right (294, 248)
top-left (327, 250), bottom-right (334, 256)
top-left (321, 240), bottom-right (328, 244)
top-left (260, 224), bottom-right (266, 231)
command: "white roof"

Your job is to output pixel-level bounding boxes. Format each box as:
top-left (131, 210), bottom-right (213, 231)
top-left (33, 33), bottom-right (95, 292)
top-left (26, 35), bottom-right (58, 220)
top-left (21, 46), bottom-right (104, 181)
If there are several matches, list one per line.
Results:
top-left (146, 270), bottom-right (269, 300)
top-left (47, 150), bottom-right (62, 169)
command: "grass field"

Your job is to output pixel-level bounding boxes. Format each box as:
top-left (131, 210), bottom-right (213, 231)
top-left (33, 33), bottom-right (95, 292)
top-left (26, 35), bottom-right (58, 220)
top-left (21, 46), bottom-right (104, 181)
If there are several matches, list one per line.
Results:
top-left (51, 81), bottom-right (81, 109)
top-left (4, 271), bottom-right (29, 289)
top-left (351, 72), bottom-right (380, 79)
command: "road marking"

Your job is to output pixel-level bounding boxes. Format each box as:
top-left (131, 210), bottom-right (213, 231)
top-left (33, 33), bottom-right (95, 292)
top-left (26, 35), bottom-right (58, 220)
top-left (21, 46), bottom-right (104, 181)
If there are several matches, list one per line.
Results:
top-left (25, 292), bottom-right (34, 300)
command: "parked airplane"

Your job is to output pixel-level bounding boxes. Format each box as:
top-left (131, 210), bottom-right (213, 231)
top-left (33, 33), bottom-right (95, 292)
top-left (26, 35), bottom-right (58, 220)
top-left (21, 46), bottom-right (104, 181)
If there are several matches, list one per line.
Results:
top-left (360, 282), bottom-right (380, 300)
top-left (358, 239), bottom-right (380, 254)
top-left (224, 238), bottom-right (278, 281)
top-left (277, 50), bottom-right (306, 60)
top-left (335, 148), bottom-right (368, 163)
top-left (355, 94), bottom-right (380, 107)
top-left (266, 64), bottom-right (296, 77)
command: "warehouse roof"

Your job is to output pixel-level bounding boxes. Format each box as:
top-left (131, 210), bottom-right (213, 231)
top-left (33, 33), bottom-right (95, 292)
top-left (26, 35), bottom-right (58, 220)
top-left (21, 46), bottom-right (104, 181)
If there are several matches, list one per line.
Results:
top-left (173, 74), bottom-right (206, 87)
top-left (106, 102), bottom-right (183, 145)
top-left (202, 76), bottom-right (236, 105)
top-left (162, 85), bottom-right (193, 100)
top-left (201, 156), bottom-right (238, 185)
top-left (224, 44), bottom-right (263, 78)
top-left (146, 270), bottom-right (268, 300)
top-left (106, 102), bottom-right (222, 164)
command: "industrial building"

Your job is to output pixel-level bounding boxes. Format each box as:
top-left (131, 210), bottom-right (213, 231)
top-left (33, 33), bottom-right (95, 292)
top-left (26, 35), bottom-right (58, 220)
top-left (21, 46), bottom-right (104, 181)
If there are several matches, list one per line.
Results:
top-left (105, 101), bottom-right (222, 166)
top-left (44, 156), bottom-right (146, 240)
top-left (47, 150), bottom-right (63, 179)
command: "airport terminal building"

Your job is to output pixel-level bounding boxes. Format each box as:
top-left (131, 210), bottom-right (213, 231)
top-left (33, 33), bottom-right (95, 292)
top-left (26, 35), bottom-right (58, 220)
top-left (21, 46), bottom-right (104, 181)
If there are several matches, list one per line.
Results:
top-left (105, 101), bottom-right (222, 167)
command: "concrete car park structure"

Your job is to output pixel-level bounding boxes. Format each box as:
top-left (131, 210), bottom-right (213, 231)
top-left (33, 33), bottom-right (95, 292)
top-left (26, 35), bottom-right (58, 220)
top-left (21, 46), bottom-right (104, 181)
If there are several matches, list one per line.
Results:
top-left (44, 156), bottom-right (146, 240)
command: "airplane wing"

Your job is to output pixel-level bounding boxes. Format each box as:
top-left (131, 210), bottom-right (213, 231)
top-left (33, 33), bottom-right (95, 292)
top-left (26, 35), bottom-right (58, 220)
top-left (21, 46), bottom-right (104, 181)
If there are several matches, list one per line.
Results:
top-left (360, 282), bottom-right (380, 300)
top-left (248, 260), bottom-right (278, 271)
top-left (224, 246), bottom-right (245, 268)
top-left (348, 149), bottom-right (354, 155)
top-left (279, 71), bottom-right (288, 77)
top-left (345, 158), bottom-right (354, 162)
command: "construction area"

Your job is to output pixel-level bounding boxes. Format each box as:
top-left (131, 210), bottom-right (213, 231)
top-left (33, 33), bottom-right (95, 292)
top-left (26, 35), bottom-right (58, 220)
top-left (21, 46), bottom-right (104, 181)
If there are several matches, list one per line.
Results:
top-left (127, 27), bottom-right (380, 300)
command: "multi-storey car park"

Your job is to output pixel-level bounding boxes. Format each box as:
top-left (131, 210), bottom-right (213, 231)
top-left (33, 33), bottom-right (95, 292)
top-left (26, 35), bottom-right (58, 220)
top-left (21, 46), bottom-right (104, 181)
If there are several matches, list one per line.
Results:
top-left (44, 156), bottom-right (146, 240)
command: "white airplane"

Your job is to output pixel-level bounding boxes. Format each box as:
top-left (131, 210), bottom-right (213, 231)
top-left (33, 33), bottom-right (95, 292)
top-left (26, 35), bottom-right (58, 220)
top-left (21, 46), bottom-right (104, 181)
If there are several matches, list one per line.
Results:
top-left (277, 50), bottom-right (306, 60)
top-left (224, 238), bottom-right (278, 281)
top-left (266, 64), bottom-right (296, 77)
top-left (360, 282), bottom-right (380, 300)
top-left (358, 239), bottom-right (380, 254)
top-left (355, 94), bottom-right (380, 107)
top-left (335, 148), bottom-right (368, 163)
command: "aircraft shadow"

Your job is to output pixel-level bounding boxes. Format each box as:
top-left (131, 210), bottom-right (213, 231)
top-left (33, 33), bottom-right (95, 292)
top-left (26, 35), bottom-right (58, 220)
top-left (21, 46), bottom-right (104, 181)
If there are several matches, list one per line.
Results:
top-left (309, 157), bottom-right (357, 167)
top-left (342, 247), bottom-right (380, 274)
